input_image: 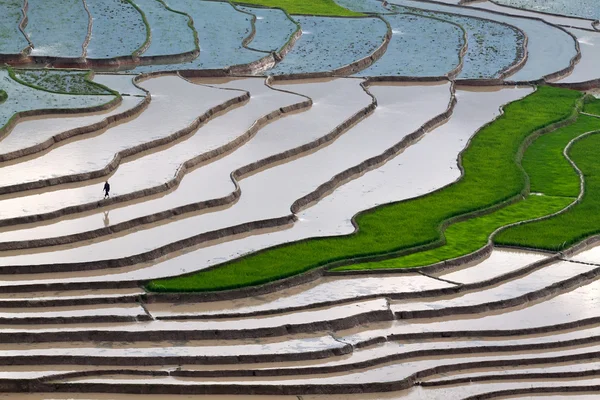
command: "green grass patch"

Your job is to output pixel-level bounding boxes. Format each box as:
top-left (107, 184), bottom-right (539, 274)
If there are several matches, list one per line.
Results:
top-left (233, 0), bottom-right (362, 16)
top-left (496, 130), bottom-right (600, 251)
top-left (10, 69), bottom-right (114, 96)
top-left (336, 116), bottom-right (599, 270)
top-left (147, 86), bottom-right (582, 293)
top-left (337, 195), bottom-right (572, 271)
top-left (583, 97), bottom-right (600, 117)
top-left (523, 115), bottom-right (600, 198)
top-left (0, 90), bottom-right (6, 104)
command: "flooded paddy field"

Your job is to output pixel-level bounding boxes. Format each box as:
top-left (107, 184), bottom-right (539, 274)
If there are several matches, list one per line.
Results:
top-left (1, 0), bottom-right (600, 398)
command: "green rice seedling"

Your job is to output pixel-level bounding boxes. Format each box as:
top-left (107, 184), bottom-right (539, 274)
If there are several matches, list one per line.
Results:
top-left (233, 0), bottom-right (363, 16)
top-left (147, 86), bottom-right (581, 292)
top-left (496, 118), bottom-right (600, 251)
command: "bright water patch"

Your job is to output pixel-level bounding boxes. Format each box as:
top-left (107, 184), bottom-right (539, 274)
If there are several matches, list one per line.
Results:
top-left (13, 70), bottom-right (113, 95)
top-left (268, 16), bottom-right (388, 75)
top-left (129, 0), bottom-right (265, 72)
top-left (130, 0), bottom-right (196, 56)
top-left (0, 69), bottom-right (114, 132)
top-left (356, 13), bottom-right (463, 77)
top-left (394, 5), bottom-right (525, 79)
top-left (333, 0), bottom-right (390, 13)
top-left (237, 6), bottom-right (297, 52)
top-left (494, 0), bottom-right (600, 20)
top-left (0, 0), bottom-right (29, 54)
top-left (86, 0), bottom-right (147, 58)
top-left (26, 0), bottom-right (87, 58)
top-left (391, 0), bottom-right (577, 81)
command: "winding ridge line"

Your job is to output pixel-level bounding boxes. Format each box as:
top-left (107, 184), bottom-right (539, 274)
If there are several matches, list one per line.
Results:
top-left (8, 352), bottom-right (600, 394)
top-left (0, 77), bottom-right (383, 271)
top-left (0, 77), bottom-right (249, 197)
top-left (81, 0), bottom-right (93, 58)
top-left (0, 75), bottom-right (312, 231)
top-left (124, 0), bottom-right (152, 57)
top-left (481, 0), bottom-right (599, 31)
top-left (391, 0), bottom-right (582, 85)
top-left (0, 73), bottom-right (121, 143)
top-left (361, 121), bottom-right (596, 278)
top-left (18, 0), bottom-right (32, 54)
top-left (0, 77), bottom-right (151, 163)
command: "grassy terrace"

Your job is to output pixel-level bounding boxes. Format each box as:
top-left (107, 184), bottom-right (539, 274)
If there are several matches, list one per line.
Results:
top-left (340, 115), bottom-right (600, 270)
top-left (9, 69), bottom-right (115, 96)
top-left (148, 86), bottom-right (582, 292)
top-left (496, 112), bottom-right (600, 251)
top-left (584, 98), bottom-right (600, 116)
top-left (234, 0), bottom-right (363, 16)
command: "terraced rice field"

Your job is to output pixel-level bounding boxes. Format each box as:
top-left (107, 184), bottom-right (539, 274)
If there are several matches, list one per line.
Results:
top-left (0, 0), bottom-right (600, 398)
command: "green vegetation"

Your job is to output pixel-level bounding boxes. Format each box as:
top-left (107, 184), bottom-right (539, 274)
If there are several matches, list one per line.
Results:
top-left (496, 119), bottom-right (600, 251)
top-left (583, 97), bottom-right (600, 116)
top-left (148, 86), bottom-right (582, 292)
top-left (0, 90), bottom-right (6, 104)
top-left (10, 69), bottom-right (114, 96)
top-left (336, 116), bottom-right (600, 270)
top-left (124, 0), bottom-right (152, 56)
top-left (522, 115), bottom-right (599, 197)
top-left (338, 196), bottom-right (572, 271)
top-left (233, 0), bottom-right (363, 16)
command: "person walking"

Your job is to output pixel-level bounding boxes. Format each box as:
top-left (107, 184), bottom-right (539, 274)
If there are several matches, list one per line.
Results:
top-left (103, 181), bottom-right (110, 199)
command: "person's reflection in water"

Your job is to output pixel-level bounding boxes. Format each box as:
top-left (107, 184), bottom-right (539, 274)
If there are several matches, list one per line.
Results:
top-left (103, 211), bottom-right (110, 227)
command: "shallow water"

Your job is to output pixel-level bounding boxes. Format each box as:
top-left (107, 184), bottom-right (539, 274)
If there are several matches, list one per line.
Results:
top-left (238, 6), bottom-right (297, 53)
top-left (148, 274), bottom-right (452, 318)
top-left (356, 13), bottom-right (463, 77)
top-left (86, 0), bottom-right (146, 59)
top-left (556, 28), bottom-right (600, 83)
top-left (0, 298), bottom-right (388, 331)
top-left (269, 16), bottom-right (388, 75)
top-left (0, 96), bottom-right (142, 157)
top-left (78, 85), bottom-right (534, 285)
top-left (493, 0), bottom-right (600, 21)
top-left (390, 6), bottom-right (525, 79)
top-left (130, 0), bottom-right (264, 72)
top-left (0, 75), bottom-right (238, 190)
top-left (471, 1), bottom-right (597, 30)
top-left (0, 85), bottom-right (536, 288)
top-left (92, 74), bottom-right (146, 96)
top-left (386, 274), bottom-right (600, 333)
top-left (0, 70), bottom-right (115, 134)
top-left (392, 260), bottom-right (595, 312)
top-left (25, 0), bottom-right (87, 58)
top-left (435, 248), bottom-right (548, 284)
top-left (0, 0), bottom-right (29, 54)
top-left (391, 0), bottom-right (577, 81)
top-left (333, 0), bottom-right (390, 13)
top-left (130, 0), bottom-right (196, 57)
top-left (0, 82), bottom-right (451, 280)
top-left (0, 77), bottom-right (301, 236)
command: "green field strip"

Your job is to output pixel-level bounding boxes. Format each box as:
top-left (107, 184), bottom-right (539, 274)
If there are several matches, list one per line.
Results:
top-left (124, 0), bottom-right (152, 57)
top-left (9, 68), bottom-right (116, 96)
top-left (523, 115), bottom-right (600, 198)
top-left (233, 0), bottom-right (363, 16)
top-left (583, 98), bottom-right (600, 117)
top-left (147, 86), bottom-right (581, 292)
top-left (0, 90), bottom-right (6, 104)
top-left (335, 115), bottom-right (600, 271)
top-left (156, 0), bottom-right (200, 53)
top-left (496, 127), bottom-right (600, 251)
top-left (336, 195), bottom-right (573, 271)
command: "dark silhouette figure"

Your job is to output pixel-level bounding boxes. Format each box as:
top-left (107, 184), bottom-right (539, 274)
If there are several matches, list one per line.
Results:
top-left (103, 181), bottom-right (110, 199)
